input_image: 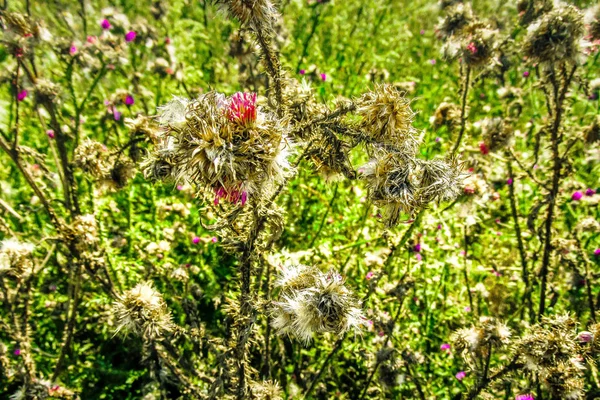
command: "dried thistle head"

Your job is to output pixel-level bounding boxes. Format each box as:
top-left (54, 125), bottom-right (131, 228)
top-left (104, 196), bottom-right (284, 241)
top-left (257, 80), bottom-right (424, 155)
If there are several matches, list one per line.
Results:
top-left (148, 92), bottom-right (291, 207)
top-left (523, 5), bottom-right (585, 65)
top-left (415, 157), bottom-right (465, 204)
top-left (432, 102), bottom-right (462, 131)
top-left (461, 24), bottom-right (498, 68)
top-left (453, 316), bottom-right (511, 360)
top-left (219, 0), bottom-right (277, 29)
top-left (0, 238), bottom-right (34, 278)
top-left (359, 150), bottom-right (417, 227)
top-left (1, 12), bottom-right (36, 37)
top-left (113, 282), bottom-right (173, 340)
top-left (584, 115), bottom-right (600, 144)
top-left (272, 266), bottom-right (364, 344)
top-left (34, 79), bottom-right (60, 104)
top-left (482, 117), bottom-right (513, 152)
top-left (250, 380), bottom-right (283, 400)
top-left (586, 5), bottom-right (600, 41)
top-left (437, 3), bottom-right (474, 39)
top-left (74, 140), bottom-right (111, 178)
top-left (517, 0), bottom-right (553, 26)
top-left (356, 84), bottom-right (420, 153)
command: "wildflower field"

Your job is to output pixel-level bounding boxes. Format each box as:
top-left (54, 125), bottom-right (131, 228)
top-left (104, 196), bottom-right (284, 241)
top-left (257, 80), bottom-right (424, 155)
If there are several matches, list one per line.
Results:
top-left (1, 0), bottom-right (600, 398)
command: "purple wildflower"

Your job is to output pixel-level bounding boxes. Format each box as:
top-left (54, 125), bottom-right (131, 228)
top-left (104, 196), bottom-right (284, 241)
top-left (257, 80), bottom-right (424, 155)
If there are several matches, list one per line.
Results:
top-left (523, 71), bottom-right (530, 78)
top-left (572, 191), bottom-right (583, 201)
top-left (125, 31), bottom-right (137, 42)
top-left (455, 371), bottom-right (466, 381)
top-left (101, 19), bottom-right (111, 30)
top-left (585, 188), bottom-right (596, 196)
top-left (17, 90), bottom-right (28, 101)
top-left (192, 237), bottom-right (200, 245)
top-left (125, 95), bottom-right (135, 106)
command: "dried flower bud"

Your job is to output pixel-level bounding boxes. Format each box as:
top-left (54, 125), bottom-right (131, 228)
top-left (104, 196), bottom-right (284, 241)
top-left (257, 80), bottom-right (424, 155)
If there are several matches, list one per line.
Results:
top-left (523, 5), bottom-right (585, 65)
top-left (0, 238), bottom-right (34, 278)
top-left (113, 282), bottom-right (173, 339)
top-left (432, 102), bottom-right (462, 131)
top-left (271, 266), bottom-right (364, 344)
top-left (74, 140), bottom-right (111, 178)
top-left (437, 3), bottom-right (474, 39)
top-left (482, 117), bottom-right (513, 152)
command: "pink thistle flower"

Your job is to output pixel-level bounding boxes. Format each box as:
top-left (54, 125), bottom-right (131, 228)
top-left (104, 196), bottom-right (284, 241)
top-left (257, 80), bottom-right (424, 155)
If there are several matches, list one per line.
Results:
top-left (586, 188), bottom-right (596, 196)
top-left (464, 306), bottom-right (471, 312)
top-left (479, 142), bottom-right (490, 155)
top-left (440, 343), bottom-right (451, 352)
top-left (320, 73), bottom-right (327, 81)
top-left (429, 59), bottom-right (436, 65)
top-left (227, 92), bottom-right (257, 126)
top-left (211, 237), bottom-right (218, 243)
top-left (455, 371), bottom-right (466, 381)
top-left (165, 37), bottom-right (171, 44)
top-left (47, 130), bottom-right (55, 139)
top-left (594, 249), bottom-right (600, 256)
top-left (176, 185), bottom-right (184, 190)
top-left (466, 42), bottom-right (477, 54)
top-left (437, 224), bottom-right (442, 230)
top-left (516, 395), bottom-right (534, 400)
top-left (415, 253), bottom-right (422, 262)
top-left (414, 243), bottom-right (422, 253)
top-left (507, 178), bottom-right (513, 185)
top-left (125, 95), bottom-right (135, 106)
top-left (113, 107), bottom-right (122, 121)
top-left (192, 236), bottom-right (200, 245)
top-left (101, 19), bottom-right (111, 30)
top-left (17, 90), bottom-right (28, 101)
top-left (365, 271), bottom-right (374, 280)
top-left (299, 69), bottom-right (306, 75)
top-left (572, 191), bottom-right (583, 201)
top-left (523, 71), bottom-right (530, 78)
top-left (420, 29), bottom-right (425, 35)
top-left (125, 31), bottom-right (137, 42)
top-left (70, 45), bottom-right (77, 55)
top-left (87, 36), bottom-right (97, 44)
top-left (578, 331), bottom-right (594, 343)
top-left (14, 349), bottom-right (21, 356)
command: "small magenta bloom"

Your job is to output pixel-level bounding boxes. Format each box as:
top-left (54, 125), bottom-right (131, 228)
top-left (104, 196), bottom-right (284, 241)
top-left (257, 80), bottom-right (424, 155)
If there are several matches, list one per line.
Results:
top-left (440, 343), bottom-right (451, 351)
top-left (455, 371), bottom-right (466, 381)
top-left (125, 31), bottom-right (137, 42)
top-left (211, 237), bottom-right (218, 243)
top-left (414, 243), bottom-right (421, 253)
top-left (87, 36), bottom-right (97, 44)
top-left (101, 19), bottom-right (111, 30)
top-left (429, 59), bottom-right (436, 65)
top-left (192, 236), bottom-right (200, 245)
top-left (516, 395), bottom-right (534, 400)
top-left (572, 191), bottom-right (583, 201)
top-left (578, 331), bottom-right (594, 343)
top-left (299, 69), bottom-right (306, 75)
top-left (507, 178), bottom-right (513, 185)
top-left (594, 249), bottom-right (600, 256)
top-left (176, 185), bottom-right (184, 190)
top-left (14, 349), bottom-right (21, 356)
top-left (125, 95), bottom-right (135, 106)
top-left (113, 108), bottom-right (122, 121)
top-left (523, 71), bottom-right (530, 78)
top-left (464, 306), bottom-right (471, 312)
top-left (47, 129), bottom-right (55, 139)
top-left (586, 188), bottom-right (596, 196)
top-left (466, 42), bottom-right (477, 54)
top-left (17, 90), bottom-right (28, 101)
top-left (479, 142), bottom-right (490, 155)
top-left (365, 271), bottom-right (374, 280)
top-left (435, 137), bottom-right (441, 143)
top-left (420, 29), bottom-right (425, 35)
top-left (70, 45), bottom-right (77, 55)
top-left (228, 92), bottom-right (257, 126)
top-left (320, 73), bottom-right (327, 81)
top-left (415, 253), bottom-right (422, 262)
top-left (437, 224), bottom-right (442, 230)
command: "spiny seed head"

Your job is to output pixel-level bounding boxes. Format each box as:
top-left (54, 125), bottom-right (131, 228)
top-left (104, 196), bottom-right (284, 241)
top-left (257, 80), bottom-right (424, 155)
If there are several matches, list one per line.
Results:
top-left (461, 24), bottom-right (498, 68)
top-left (517, 0), bottom-right (553, 26)
top-left (148, 92), bottom-right (291, 206)
top-left (272, 267), bottom-right (364, 344)
top-left (0, 238), bottom-right (34, 277)
top-left (523, 5), bottom-right (585, 65)
top-left (586, 6), bottom-right (600, 41)
top-left (113, 282), bottom-right (173, 339)
top-left (432, 102), bottom-right (462, 131)
top-left (250, 380), bottom-right (283, 400)
top-left (482, 117), bottom-right (513, 152)
top-left (356, 84), bottom-right (420, 153)
top-left (437, 3), bottom-right (474, 39)
top-left (584, 115), bottom-right (600, 144)
top-left (220, 0), bottom-right (277, 29)
top-left (74, 140), bottom-right (111, 178)
top-left (453, 316), bottom-right (511, 358)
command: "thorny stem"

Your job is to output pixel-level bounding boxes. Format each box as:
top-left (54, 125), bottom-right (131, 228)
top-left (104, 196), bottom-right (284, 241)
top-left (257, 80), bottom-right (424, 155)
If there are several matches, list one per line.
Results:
top-left (464, 356), bottom-right (519, 400)
top-left (507, 160), bottom-right (533, 323)
top-left (254, 27), bottom-right (283, 116)
top-left (358, 301), bottom-right (405, 400)
top-left (452, 64), bottom-right (471, 155)
top-left (405, 361), bottom-right (427, 400)
top-left (574, 233), bottom-right (597, 323)
top-left (463, 225), bottom-right (474, 315)
top-left (538, 64), bottom-right (576, 320)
